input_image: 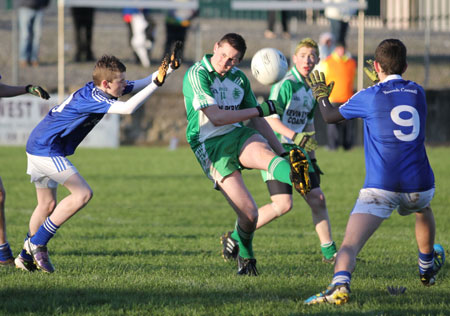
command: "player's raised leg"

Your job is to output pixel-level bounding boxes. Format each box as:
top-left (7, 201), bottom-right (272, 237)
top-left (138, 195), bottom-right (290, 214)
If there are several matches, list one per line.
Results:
top-left (256, 193), bottom-right (293, 229)
top-left (238, 135), bottom-right (293, 185)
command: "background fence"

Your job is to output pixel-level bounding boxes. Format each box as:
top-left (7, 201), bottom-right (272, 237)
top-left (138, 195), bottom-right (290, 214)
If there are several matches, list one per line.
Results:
top-left (0, 1), bottom-right (449, 145)
top-left (2, 0), bottom-right (449, 31)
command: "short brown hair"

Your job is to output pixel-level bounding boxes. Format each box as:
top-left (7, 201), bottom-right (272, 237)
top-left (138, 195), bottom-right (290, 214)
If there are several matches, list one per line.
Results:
top-left (218, 33), bottom-right (247, 61)
top-left (375, 39), bottom-right (407, 75)
top-left (294, 37), bottom-right (319, 55)
top-left (93, 55), bottom-right (126, 86)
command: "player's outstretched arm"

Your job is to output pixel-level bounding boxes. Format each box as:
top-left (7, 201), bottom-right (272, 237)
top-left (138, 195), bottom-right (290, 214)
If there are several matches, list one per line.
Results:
top-left (108, 52), bottom-right (179, 115)
top-left (0, 83), bottom-right (50, 99)
top-left (201, 99), bottom-right (282, 127)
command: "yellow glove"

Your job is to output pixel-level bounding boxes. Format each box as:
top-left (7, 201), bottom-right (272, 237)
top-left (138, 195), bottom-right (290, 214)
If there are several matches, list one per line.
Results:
top-left (363, 59), bottom-right (379, 83)
top-left (292, 131), bottom-right (318, 152)
top-left (305, 71), bottom-right (333, 100)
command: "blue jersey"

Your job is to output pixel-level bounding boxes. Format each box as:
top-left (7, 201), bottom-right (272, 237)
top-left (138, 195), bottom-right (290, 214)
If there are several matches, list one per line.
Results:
top-left (26, 81), bottom-right (133, 157)
top-left (339, 75), bottom-right (434, 192)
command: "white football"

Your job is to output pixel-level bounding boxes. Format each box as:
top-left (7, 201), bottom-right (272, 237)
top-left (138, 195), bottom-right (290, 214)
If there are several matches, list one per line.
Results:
top-left (251, 48), bottom-right (288, 85)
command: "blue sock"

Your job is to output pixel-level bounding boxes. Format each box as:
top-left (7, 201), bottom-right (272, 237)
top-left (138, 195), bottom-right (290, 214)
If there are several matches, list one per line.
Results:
top-left (21, 234), bottom-right (33, 261)
top-left (331, 270), bottom-right (352, 286)
top-left (30, 217), bottom-right (59, 246)
top-left (0, 242), bottom-right (13, 260)
top-left (418, 250), bottom-right (434, 274)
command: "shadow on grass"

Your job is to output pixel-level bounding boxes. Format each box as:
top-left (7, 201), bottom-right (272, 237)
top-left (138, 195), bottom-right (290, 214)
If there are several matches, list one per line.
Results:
top-left (0, 284), bottom-right (448, 316)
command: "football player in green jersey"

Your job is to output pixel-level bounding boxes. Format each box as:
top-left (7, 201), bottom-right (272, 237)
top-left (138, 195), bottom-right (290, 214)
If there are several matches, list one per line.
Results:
top-left (258, 38), bottom-right (337, 263)
top-left (183, 33), bottom-right (309, 275)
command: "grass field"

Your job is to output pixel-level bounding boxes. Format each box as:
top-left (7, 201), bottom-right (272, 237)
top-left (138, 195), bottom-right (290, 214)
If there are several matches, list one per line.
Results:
top-left (0, 145), bottom-right (448, 316)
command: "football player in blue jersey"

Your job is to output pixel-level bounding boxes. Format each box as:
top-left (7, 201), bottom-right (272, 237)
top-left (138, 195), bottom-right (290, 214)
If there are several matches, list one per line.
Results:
top-left (303, 39), bottom-right (444, 305)
top-left (15, 44), bottom-right (182, 273)
top-left (0, 75), bottom-right (49, 268)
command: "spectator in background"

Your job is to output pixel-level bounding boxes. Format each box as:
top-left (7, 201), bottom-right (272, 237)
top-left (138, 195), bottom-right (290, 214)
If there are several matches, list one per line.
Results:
top-left (264, 11), bottom-right (290, 39)
top-left (123, 8), bottom-right (156, 68)
top-left (0, 73), bottom-right (50, 269)
top-left (324, 0), bottom-right (357, 47)
top-left (321, 41), bottom-right (356, 150)
top-left (71, 7), bottom-right (95, 62)
top-left (315, 32), bottom-right (335, 72)
top-left (18, 0), bottom-right (50, 67)
top-left (164, 6), bottom-right (198, 60)
top-left (318, 32), bottom-right (335, 63)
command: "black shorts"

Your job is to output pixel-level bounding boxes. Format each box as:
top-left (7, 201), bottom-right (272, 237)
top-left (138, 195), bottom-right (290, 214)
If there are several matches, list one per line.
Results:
top-left (266, 171), bottom-right (320, 196)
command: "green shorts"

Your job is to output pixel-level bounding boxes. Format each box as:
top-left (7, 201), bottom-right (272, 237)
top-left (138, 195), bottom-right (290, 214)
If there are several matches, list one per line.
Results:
top-left (260, 143), bottom-right (314, 182)
top-left (191, 126), bottom-right (260, 187)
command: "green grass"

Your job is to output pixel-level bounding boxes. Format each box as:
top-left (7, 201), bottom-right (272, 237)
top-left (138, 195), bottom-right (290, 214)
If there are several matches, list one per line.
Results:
top-left (0, 145), bottom-right (449, 316)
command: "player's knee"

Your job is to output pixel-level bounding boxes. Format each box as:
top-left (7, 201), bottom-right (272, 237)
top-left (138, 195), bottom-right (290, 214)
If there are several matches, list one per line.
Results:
top-left (48, 199), bottom-right (57, 212)
top-left (242, 207), bottom-right (258, 225)
top-left (249, 208), bottom-right (259, 224)
top-left (38, 199), bottom-right (56, 214)
top-left (74, 188), bottom-right (93, 207)
top-left (272, 199), bottom-right (292, 217)
top-left (307, 189), bottom-right (326, 208)
top-left (80, 188), bottom-right (93, 205)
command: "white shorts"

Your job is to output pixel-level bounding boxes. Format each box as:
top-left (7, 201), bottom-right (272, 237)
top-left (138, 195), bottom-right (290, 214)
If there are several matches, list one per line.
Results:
top-left (26, 153), bottom-right (78, 189)
top-left (351, 187), bottom-right (435, 219)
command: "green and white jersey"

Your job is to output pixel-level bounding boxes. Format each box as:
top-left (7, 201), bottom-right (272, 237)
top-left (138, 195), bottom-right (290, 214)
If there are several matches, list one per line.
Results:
top-left (183, 54), bottom-right (258, 149)
top-left (268, 66), bottom-right (317, 144)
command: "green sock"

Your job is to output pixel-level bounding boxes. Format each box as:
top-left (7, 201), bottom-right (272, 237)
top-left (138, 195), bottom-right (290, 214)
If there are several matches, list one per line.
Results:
top-left (321, 241), bottom-right (337, 260)
top-left (268, 156), bottom-right (291, 185)
top-left (231, 224), bottom-right (254, 259)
